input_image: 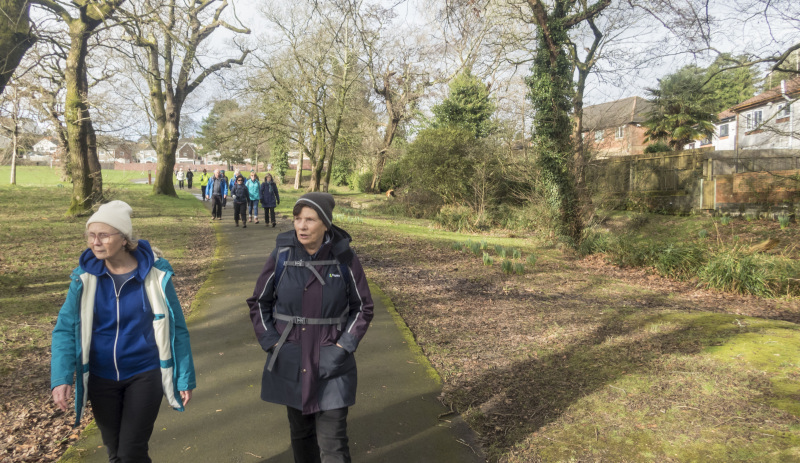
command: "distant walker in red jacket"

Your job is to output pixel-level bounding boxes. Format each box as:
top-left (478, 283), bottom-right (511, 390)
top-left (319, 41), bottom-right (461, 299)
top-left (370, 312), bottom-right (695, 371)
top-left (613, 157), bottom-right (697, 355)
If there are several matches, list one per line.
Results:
top-left (247, 192), bottom-right (374, 463)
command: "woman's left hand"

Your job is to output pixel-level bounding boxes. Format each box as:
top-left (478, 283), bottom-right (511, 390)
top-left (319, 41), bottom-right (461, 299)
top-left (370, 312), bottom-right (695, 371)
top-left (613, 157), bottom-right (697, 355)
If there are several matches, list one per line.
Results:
top-left (180, 390), bottom-right (193, 407)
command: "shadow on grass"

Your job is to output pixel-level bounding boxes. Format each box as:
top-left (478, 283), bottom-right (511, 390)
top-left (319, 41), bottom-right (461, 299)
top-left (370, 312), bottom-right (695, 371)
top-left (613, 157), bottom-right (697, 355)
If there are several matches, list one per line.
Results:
top-left (443, 310), bottom-right (796, 460)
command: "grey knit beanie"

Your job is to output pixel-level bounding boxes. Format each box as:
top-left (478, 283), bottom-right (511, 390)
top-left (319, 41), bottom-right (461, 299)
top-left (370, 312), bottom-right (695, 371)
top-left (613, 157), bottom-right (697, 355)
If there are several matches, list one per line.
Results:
top-left (295, 192), bottom-right (335, 229)
top-left (86, 200), bottom-right (134, 238)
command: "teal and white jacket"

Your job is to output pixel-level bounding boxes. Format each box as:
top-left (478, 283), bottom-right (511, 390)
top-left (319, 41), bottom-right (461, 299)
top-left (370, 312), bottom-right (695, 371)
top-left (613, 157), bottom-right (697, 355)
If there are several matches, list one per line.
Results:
top-left (51, 241), bottom-right (196, 426)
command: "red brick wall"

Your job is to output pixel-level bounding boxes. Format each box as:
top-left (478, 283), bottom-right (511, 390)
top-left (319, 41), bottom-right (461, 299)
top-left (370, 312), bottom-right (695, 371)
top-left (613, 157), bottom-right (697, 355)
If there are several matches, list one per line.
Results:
top-left (715, 170), bottom-right (800, 205)
top-left (587, 125), bottom-right (649, 157)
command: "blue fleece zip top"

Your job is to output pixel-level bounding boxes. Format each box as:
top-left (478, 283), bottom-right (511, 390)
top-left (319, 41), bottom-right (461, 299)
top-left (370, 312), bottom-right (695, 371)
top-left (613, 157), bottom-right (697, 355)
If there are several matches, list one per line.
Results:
top-left (80, 240), bottom-right (161, 381)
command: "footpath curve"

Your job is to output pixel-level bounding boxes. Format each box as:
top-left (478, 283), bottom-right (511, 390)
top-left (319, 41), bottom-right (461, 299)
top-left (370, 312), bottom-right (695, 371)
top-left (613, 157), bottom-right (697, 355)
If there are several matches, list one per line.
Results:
top-left (61, 192), bottom-right (484, 463)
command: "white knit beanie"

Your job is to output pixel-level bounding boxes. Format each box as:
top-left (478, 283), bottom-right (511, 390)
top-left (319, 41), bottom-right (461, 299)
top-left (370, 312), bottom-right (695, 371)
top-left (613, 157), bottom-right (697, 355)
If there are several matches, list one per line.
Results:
top-left (86, 200), bottom-right (134, 239)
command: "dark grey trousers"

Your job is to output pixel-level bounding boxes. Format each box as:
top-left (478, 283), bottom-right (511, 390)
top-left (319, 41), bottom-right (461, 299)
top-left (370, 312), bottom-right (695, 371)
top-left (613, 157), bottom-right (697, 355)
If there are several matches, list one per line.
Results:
top-left (286, 406), bottom-right (350, 463)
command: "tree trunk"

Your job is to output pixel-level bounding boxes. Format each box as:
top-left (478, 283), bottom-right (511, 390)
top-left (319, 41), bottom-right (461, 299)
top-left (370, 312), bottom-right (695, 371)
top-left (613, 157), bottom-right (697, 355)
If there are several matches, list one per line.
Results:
top-left (10, 121), bottom-right (17, 185)
top-left (370, 116), bottom-right (400, 192)
top-left (294, 150), bottom-right (303, 189)
top-left (154, 113), bottom-right (180, 196)
top-left (370, 150), bottom-right (388, 193)
top-left (0, 0), bottom-right (35, 95)
top-left (571, 19), bottom-right (602, 221)
top-left (529, 7), bottom-right (582, 244)
top-left (309, 130), bottom-right (326, 192)
top-left (322, 149), bottom-right (333, 192)
top-left (309, 148), bottom-right (325, 192)
top-left (85, 82), bottom-right (102, 203)
top-left (65, 20), bottom-right (94, 216)
top-left (572, 69), bottom-right (590, 216)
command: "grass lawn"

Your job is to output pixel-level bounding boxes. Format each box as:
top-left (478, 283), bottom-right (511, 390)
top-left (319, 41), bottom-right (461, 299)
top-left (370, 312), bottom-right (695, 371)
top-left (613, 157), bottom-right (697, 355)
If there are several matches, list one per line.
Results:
top-left (3, 166), bottom-right (799, 462)
top-left (0, 166), bottom-right (214, 461)
top-left (331, 195), bottom-right (800, 462)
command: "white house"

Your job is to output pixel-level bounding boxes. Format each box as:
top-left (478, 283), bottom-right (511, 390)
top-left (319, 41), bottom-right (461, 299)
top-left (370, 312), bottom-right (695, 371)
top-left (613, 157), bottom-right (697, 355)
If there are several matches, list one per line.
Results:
top-left (201, 150), bottom-right (222, 165)
top-left (33, 138), bottom-right (58, 154)
top-left (730, 76), bottom-right (799, 150)
top-left (137, 149), bottom-right (158, 163)
top-left (688, 110), bottom-right (737, 151)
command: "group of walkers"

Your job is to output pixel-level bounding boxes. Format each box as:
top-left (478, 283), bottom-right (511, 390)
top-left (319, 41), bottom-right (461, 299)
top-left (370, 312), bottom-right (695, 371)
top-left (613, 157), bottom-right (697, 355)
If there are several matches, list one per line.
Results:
top-left (51, 189), bottom-right (374, 463)
top-left (201, 168), bottom-right (280, 228)
top-left (174, 168), bottom-right (194, 190)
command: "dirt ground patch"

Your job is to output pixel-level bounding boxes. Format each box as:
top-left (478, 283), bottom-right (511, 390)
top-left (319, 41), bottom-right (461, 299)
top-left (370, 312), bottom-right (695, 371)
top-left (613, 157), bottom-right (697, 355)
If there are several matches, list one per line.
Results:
top-left (346, 220), bottom-right (800, 461)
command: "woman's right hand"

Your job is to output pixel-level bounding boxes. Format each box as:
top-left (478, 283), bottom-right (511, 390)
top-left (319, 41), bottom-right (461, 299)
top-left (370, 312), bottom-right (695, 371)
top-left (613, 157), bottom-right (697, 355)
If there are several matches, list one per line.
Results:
top-left (52, 384), bottom-right (72, 411)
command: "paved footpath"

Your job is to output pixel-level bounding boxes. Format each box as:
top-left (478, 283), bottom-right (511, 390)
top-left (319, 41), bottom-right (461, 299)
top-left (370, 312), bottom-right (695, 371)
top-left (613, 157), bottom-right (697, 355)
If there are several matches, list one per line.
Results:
top-left (62, 192), bottom-right (484, 463)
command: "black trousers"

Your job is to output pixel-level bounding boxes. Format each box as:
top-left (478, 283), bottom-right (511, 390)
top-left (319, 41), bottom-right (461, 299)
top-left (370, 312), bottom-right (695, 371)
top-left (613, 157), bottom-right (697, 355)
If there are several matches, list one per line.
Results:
top-left (88, 368), bottom-right (163, 463)
top-left (287, 406), bottom-right (350, 463)
top-left (201, 185), bottom-right (207, 199)
top-left (265, 207), bottom-right (276, 224)
top-left (233, 202), bottom-right (247, 224)
top-left (212, 195), bottom-right (223, 218)
top-left (187, 179), bottom-right (192, 189)
top-left (178, 180), bottom-right (184, 189)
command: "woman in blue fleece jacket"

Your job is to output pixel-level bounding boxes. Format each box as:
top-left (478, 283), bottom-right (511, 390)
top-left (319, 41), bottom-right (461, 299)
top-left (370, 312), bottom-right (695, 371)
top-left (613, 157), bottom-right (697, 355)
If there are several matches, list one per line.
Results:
top-left (51, 201), bottom-right (196, 463)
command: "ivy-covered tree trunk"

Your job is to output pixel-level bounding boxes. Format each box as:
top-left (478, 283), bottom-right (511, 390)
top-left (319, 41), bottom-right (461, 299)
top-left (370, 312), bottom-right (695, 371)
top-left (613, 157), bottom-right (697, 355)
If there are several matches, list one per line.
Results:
top-left (0, 0), bottom-right (35, 95)
top-left (525, 0), bottom-right (610, 245)
top-left (526, 4), bottom-right (581, 244)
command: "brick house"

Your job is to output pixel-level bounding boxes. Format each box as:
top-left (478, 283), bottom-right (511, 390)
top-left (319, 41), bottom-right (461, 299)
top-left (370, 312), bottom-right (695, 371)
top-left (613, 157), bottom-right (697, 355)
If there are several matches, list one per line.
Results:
top-left (97, 139), bottom-right (135, 163)
top-left (581, 96), bottom-right (653, 158)
top-left (177, 140), bottom-right (199, 163)
top-left (729, 76), bottom-right (799, 150)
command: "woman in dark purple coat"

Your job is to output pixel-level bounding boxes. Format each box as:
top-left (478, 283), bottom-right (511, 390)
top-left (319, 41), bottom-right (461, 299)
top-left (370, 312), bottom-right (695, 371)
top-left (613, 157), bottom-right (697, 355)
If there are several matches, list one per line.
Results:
top-left (247, 192), bottom-right (374, 463)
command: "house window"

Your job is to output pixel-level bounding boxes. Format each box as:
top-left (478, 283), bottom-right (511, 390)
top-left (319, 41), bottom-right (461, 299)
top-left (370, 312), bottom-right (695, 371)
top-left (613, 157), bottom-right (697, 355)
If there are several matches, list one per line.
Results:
top-left (719, 123), bottom-right (729, 137)
top-left (615, 126), bottom-right (624, 139)
top-left (746, 110), bottom-right (763, 130)
top-left (594, 130), bottom-right (604, 141)
top-left (700, 137), bottom-right (712, 146)
top-left (778, 103), bottom-right (790, 118)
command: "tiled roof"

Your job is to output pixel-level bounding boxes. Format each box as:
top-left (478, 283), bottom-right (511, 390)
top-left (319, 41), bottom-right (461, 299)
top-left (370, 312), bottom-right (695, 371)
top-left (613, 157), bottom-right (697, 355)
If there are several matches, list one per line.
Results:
top-left (730, 75), bottom-right (800, 112)
top-left (581, 96), bottom-right (653, 131)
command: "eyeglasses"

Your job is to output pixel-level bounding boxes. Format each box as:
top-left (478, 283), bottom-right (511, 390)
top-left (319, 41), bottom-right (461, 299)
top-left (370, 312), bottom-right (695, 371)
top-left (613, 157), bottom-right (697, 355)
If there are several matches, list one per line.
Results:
top-left (86, 232), bottom-right (121, 243)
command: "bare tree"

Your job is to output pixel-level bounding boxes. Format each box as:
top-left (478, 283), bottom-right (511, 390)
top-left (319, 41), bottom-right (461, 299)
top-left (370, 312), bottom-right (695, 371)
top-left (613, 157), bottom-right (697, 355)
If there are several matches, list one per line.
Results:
top-left (0, 0), bottom-right (36, 95)
top-left (353, 4), bottom-right (433, 192)
top-left (119, 0), bottom-right (249, 196)
top-left (0, 83), bottom-right (26, 183)
top-left (252, 0), bottom-right (362, 192)
top-left (30, 0), bottom-right (125, 215)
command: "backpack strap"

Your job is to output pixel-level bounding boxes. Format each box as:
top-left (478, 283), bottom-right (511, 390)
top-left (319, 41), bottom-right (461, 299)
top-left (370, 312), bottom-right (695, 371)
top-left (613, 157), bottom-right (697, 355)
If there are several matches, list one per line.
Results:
top-left (273, 247), bottom-right (292, 293)
top-left (267, 312), bottom-right (350, 372)
top-left (267, 249), bottom-right (351, 372)
top-left (284, 259), bottom-right (339, 285)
